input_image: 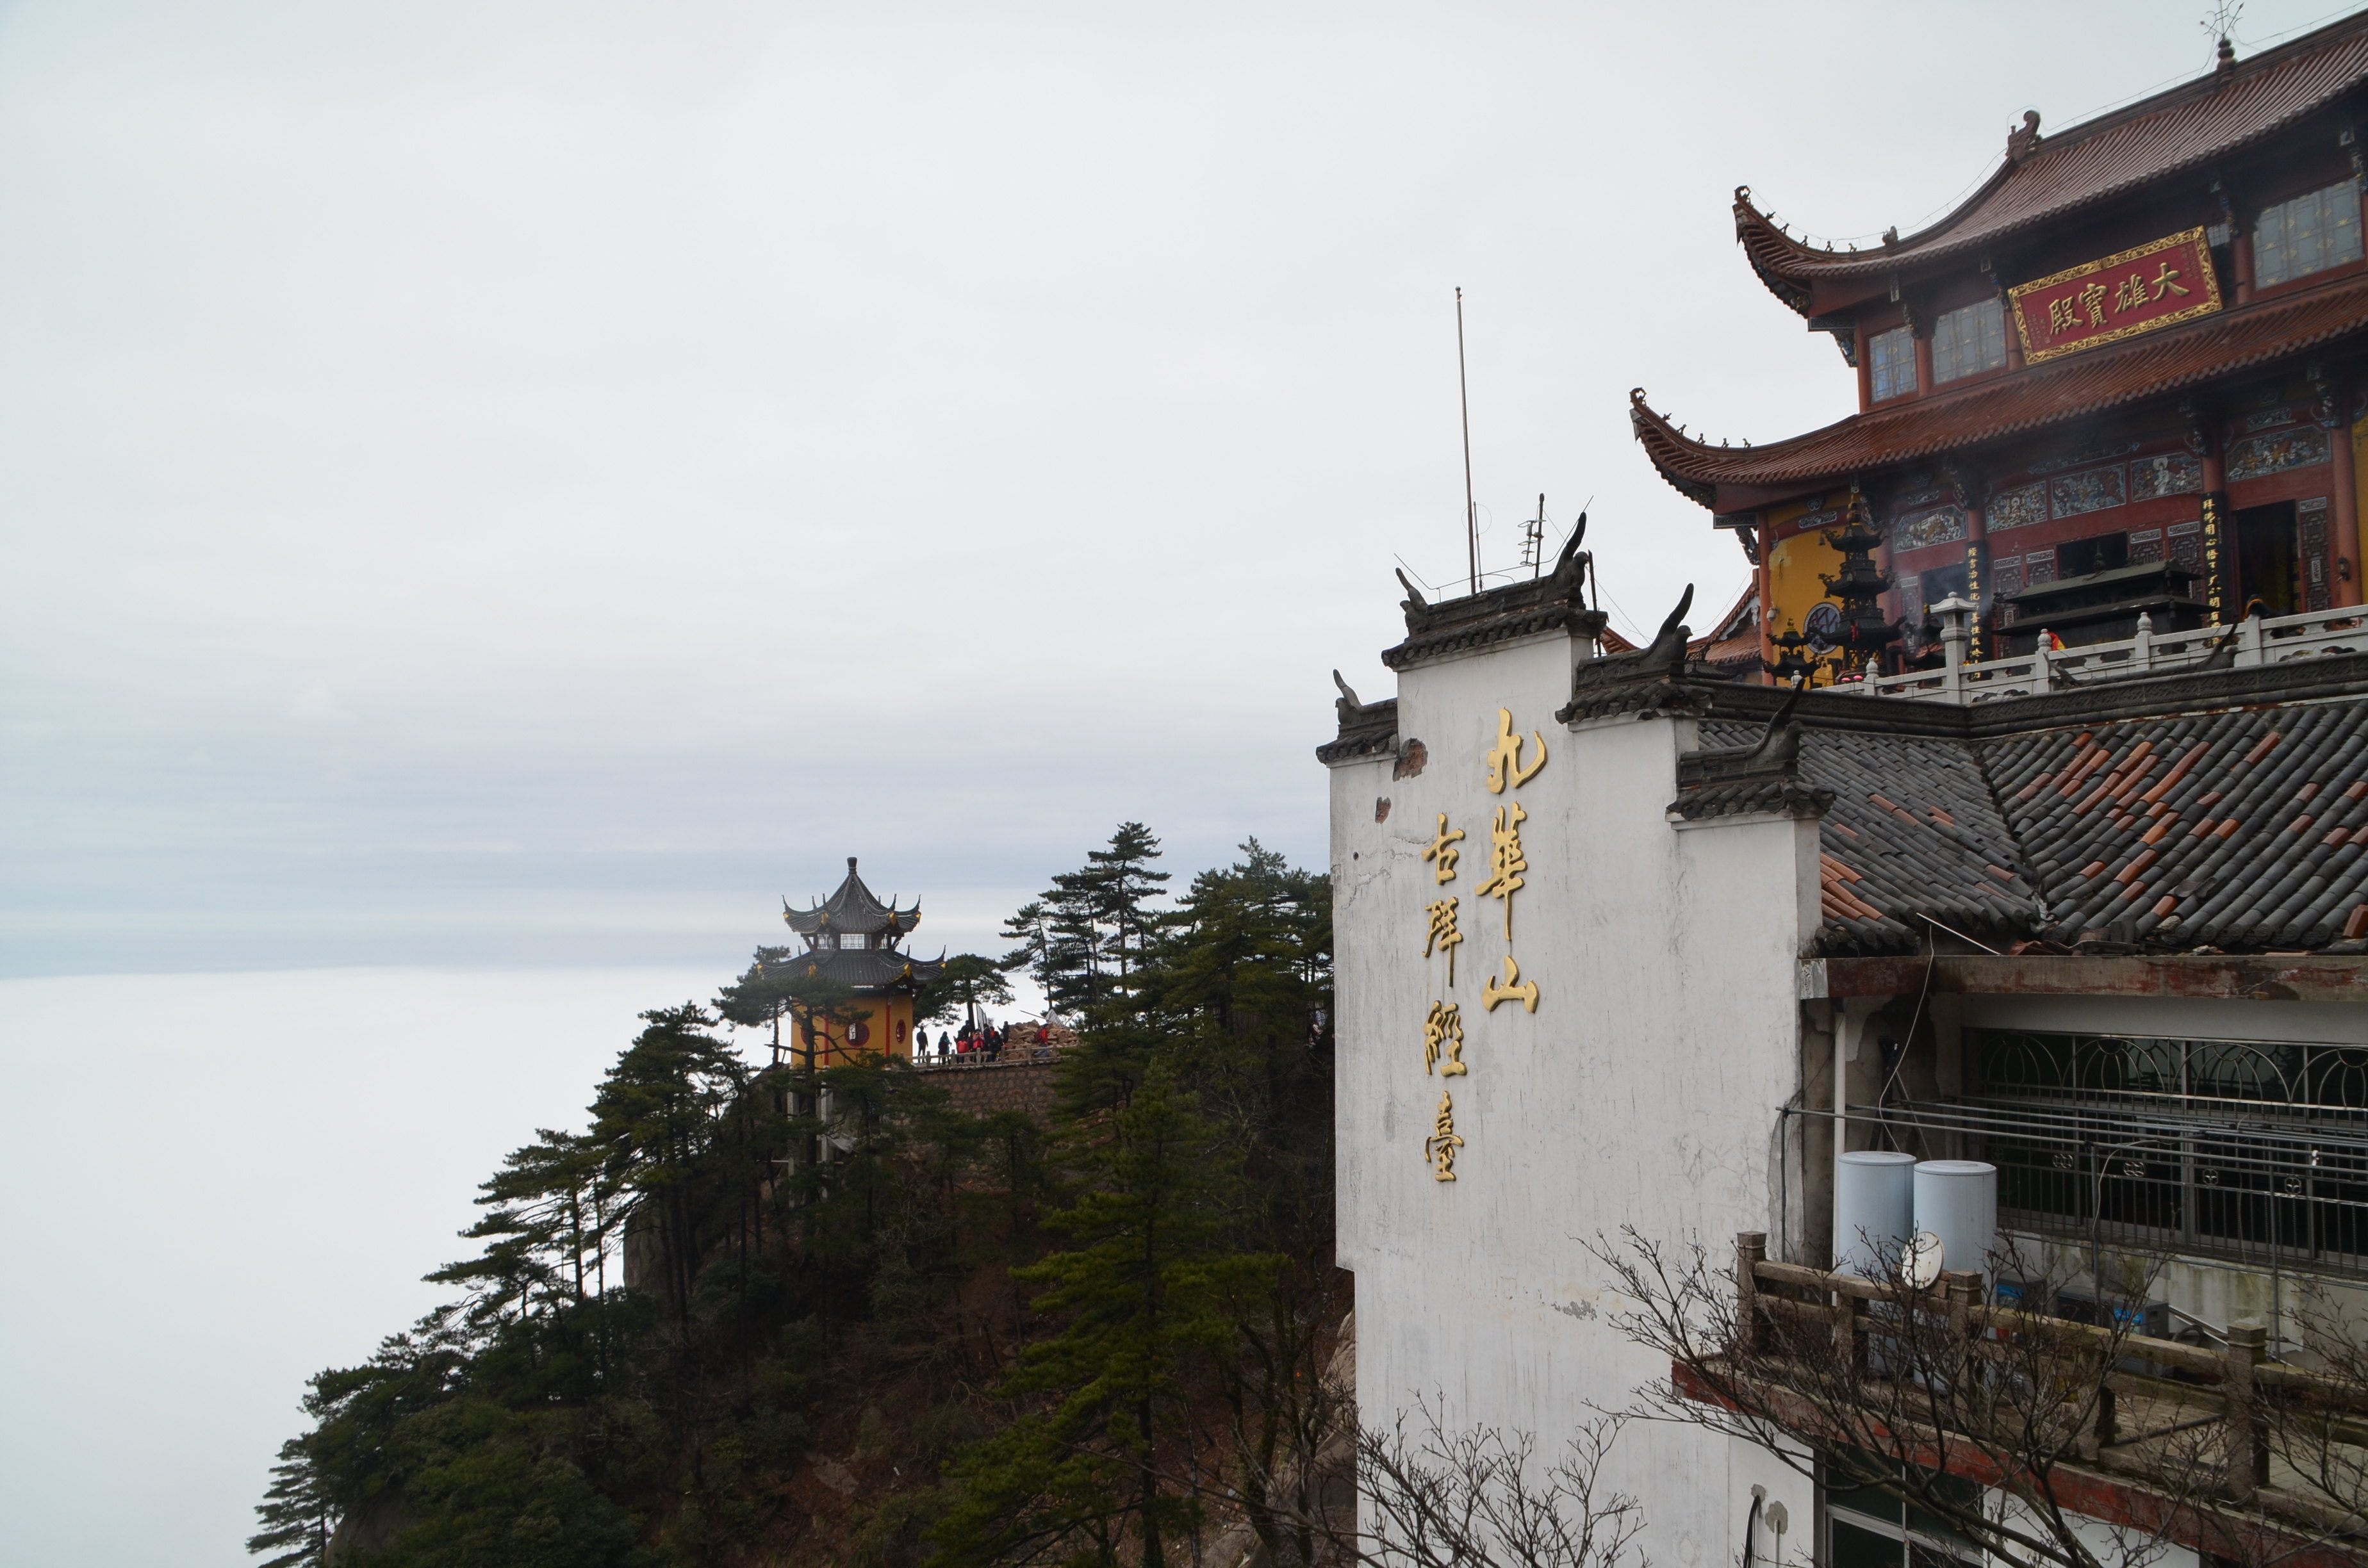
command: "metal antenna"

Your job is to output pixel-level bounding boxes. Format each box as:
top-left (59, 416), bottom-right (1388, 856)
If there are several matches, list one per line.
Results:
top-left (1525, 493), bottom-right (1546, 578)
top-left (1456, 287), bottom-right (1477, 596)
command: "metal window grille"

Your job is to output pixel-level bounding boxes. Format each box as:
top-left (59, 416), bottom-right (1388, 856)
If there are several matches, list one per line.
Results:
top-left (1859, 1029), bottom-right (2368, 1278)
top-left (2255, 181), bottom-right (2365, 286)
top-left (1870, 327), bottom-right (1916, 402)
top-left (1931, 297), bottom-right (2005, 384)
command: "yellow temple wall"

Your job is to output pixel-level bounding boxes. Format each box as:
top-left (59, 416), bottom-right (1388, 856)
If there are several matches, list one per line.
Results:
top-left (800, 994), bottom-right (921, 1064)
top-left (1761, 496), bottom-right (1843, 678)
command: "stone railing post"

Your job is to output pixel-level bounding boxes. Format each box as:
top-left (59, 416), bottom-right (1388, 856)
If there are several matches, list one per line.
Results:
top-left (2030, 635), bottom-right (2053, 694)
top-left (2223, 1318), bottom-right (2268, 1501)
top-left (2240, 613), bottom-right (2267, 667)
top-left (1932, 594), bottom-right (1976, 701)
top-left (1736, 1232), bottom-right (1766, 1355)
top-left (2131, 610), bottom-right (2155, 673)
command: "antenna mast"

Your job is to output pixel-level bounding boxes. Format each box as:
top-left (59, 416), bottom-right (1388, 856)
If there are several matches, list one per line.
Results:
top-left (1525, 493), bottom-right (1545, 579)
top-left (1456, 287), bottom-right (1477, 596)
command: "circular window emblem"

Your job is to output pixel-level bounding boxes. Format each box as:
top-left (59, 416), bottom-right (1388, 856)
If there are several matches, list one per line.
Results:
top-left (846, 1020), bottom-right (871, 1047)
top-left (1804, 602), bottom-right (1842, 654)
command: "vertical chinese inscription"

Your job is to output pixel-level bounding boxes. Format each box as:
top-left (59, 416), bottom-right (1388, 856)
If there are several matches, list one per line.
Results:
top-left (1424, 1001), bottom-right (1466, 1076)
top-left (2201, 493), bottom-right (2226, 625)
top-left (1424, 896), bottom-right (1463, 984)
top-left (1484, 707), bottom-right (1546, 794)
top-left (1481, 955), bottom-right (1538, 1013)
top-left (1423, 813), bottom-right (1465, 881)
top-left (1424, 1091), bottom-right (1463, 1180)
top-left (1472, 802), bottom-right (1529, 940)
top-left (1414, 703), bottom-right (1554, 1187)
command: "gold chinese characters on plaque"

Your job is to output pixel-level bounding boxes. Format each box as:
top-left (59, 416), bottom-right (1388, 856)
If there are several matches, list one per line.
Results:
top-left (2009, 228), bottom-right (2221, 364)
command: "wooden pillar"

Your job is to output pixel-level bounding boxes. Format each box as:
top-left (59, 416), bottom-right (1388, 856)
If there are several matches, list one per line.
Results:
top-left (1913, 331), bottom-right (1935, 396)
top-left (2234, 228), bottom-right (2256, 305)
top-left (2334, 401), bottom-right (2362, 608)
top-left (1736, 1232), bottom-right (1767, 1353)
top-left (1856, 346), bottom-right (1873, 412)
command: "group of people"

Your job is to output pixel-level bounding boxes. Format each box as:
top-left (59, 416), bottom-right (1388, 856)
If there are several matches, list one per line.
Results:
top-left (921, 1018), bottom-right (1052, 1062)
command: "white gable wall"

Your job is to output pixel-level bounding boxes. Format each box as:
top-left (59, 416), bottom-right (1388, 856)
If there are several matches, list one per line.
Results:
top-left (1329, 625), bottom-right (1821, 1558)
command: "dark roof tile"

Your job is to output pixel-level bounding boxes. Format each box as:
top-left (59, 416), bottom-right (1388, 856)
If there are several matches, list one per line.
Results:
top-left (1673, 666), bottom-right (2368, 955)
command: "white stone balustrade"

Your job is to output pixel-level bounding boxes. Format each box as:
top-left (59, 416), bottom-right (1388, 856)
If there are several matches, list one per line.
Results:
top-left (1861, 603), bottom-right (2368, 703)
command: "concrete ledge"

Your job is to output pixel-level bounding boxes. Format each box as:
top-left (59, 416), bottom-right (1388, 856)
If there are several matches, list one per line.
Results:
top-left (1802, 953), bottom-right (2368, 1003)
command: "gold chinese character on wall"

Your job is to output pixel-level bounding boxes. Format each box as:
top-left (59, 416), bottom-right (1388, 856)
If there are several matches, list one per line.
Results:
top-left (1481, 954), bottom-right (1539, 1013)
top-left (1424, 896), bottom-right (1463, 984)
top-left (1472, 801), bottom-right (1528, 939)
top-left (1425, 1091), bottom-right (1463, 1180)
top-left (1424, 1000), bottom-right (1466, 1076)
top-left (1484, 708), bottom-right (1546, 794)
top-left (2077, 281), bottom-right (2108, 327)
top-left (1423, 814), bottom-right (1465, 883)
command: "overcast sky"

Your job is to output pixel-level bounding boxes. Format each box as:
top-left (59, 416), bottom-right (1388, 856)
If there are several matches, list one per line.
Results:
top-left (9, 6), bottom-right (2365, 1565)
top-left (4, 0), bottom-right (2353, 978)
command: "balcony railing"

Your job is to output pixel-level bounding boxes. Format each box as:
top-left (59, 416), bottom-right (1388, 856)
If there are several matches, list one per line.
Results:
top-left (1861, 601), bottom-right (2368, 704)
top-left (912, 1043), bottom-right (1061, 1071)
top-left (1852, 1095), bottom-right (2368, 1282)
top-left (1727, 1233), bottom-right (2368, 1542)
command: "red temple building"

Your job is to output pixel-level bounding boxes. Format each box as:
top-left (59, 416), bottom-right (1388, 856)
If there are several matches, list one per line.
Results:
top-left (1634, 17), bottom-right (2368, 674)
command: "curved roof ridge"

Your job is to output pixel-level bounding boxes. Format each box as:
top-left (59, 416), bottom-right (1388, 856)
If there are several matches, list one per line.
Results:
top-left (782, 855), bottom-right (925, 938)
top-left (1629, 387), bottom-right (1821, 506)
top-left (1734, 11), bottom-right (2368, 304)
top-left (1631, 271), bottom-right (2368, 507)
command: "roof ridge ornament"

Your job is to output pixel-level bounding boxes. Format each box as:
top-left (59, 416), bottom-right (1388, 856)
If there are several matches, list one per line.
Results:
top-left (2007, 109), bottom-right (2043, 165)
top-left (1333, 669), bottom-right (1365, 726)
top-left (1638, 584), bottom-right (1696, 673)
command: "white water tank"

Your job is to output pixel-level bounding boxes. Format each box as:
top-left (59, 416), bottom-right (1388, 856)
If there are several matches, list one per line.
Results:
top-left (1913, 1160), bottom-right (1999, 1286)
top-left (1835, 1150), bottom-right (1917, 1278)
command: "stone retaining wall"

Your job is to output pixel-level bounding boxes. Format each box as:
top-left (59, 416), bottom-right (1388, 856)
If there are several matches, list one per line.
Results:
top-left (925, 1057), bottom-right (1060, 1123)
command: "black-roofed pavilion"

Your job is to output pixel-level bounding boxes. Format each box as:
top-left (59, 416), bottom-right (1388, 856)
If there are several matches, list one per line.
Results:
top-left (780, 857), bottom-right (943, 1061)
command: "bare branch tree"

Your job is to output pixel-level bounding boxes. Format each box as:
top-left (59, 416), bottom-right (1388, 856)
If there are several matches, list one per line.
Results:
top-left (1339, 1398), bottom-right (1644, 1568)
top-left (1585, 1226), bottom-right (2357, 1568)
top-left (2261, 1289), bottom-right (2368, 1542)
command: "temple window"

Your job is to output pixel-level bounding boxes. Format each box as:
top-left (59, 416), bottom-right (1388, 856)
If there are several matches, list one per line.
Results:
top-left (1868, 326), bottom-right (1916, 402)
top-left (1930, 297), bottom-right (2006, 383)
top-left (1825, 1455), bottom-right (1983, 1568)
top-left (2057, 532), bottom-right (2128, 578)
top-left (2253, 179), bottom-right (2364, 286)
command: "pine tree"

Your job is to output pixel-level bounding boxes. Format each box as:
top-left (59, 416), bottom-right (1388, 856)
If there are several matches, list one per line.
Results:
top-left (998, 900), bottom-right (1053, 997)
top-left (915, 954), bottom-right (1015, 1033)
top-left (1085, 821), bottom-right (1171, 981)
top-left (247, 1437), bottom-right (334, 1568)
top-left (586, 1004), bottom-right (746, 1330)
top-left (714, 945), bottom-right (803, 1063)
top-left (932, 1061), bottom-right (1258, 1568)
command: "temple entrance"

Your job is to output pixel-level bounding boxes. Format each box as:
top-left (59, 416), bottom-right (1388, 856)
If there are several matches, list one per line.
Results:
top-left (2233, 500), bottom-right (2298, 616)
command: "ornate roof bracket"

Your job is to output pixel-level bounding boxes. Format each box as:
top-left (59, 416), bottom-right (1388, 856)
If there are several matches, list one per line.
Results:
top-left (1806, 314), bottom-right (1859, 366)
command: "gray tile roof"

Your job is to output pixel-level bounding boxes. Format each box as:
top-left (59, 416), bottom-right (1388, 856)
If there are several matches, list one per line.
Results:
top-left (1670, 655), bottom-right (2368, 956)
top-left (775, 946), bottom-right (944, 991)
top-left (1987, 704), bottom-right (2368, 951)
top-left (783, 856), bottom-right (923, 938)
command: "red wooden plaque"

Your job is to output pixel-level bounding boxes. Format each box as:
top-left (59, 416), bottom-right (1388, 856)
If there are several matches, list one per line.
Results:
top-left (2009, 227), bottom-right (2223, 364)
